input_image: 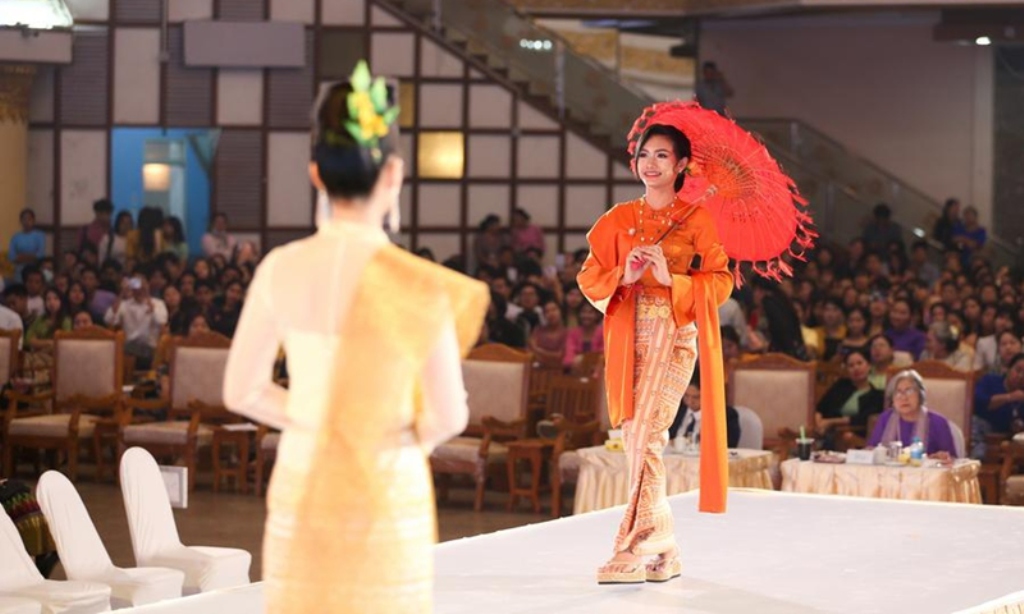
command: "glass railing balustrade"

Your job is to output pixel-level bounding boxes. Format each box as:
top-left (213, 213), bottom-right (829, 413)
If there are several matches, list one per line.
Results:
top-left (745, 118), bottom-right (1017, 266)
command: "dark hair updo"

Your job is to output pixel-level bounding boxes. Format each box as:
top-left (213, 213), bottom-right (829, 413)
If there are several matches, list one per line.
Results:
top-left (634, 124), bottom-right (693, 192)
top-left (312, 80), bottom-right (399, 200)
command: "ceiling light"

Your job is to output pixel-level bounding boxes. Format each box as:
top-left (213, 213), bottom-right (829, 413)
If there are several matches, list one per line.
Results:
top-left (975, 36), bottom-right (992, 46)
top-left (0, 0), bottom-right (74, 30)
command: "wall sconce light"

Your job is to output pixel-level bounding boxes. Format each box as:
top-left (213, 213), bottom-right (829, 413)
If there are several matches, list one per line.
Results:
top-left (418, 132), bottom-right (465, 179)
top-left (143, 163), bottom-right (171, 191)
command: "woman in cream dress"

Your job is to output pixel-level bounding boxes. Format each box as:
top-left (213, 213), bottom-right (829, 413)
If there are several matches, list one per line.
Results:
top-left (223, 63), bottom-right (488, 613)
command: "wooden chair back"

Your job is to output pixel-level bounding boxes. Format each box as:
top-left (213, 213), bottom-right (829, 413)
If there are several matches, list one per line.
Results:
top-left (462, 343), bottom-right (531, 432)
top-left (53, 326), bottom-right (124, 403)
top-left (730, 353), bottom-right (816, 445)
top-left (169, 331), bottom-right (231, 415)
top-left (546, 375), bottom-right (601, 423)
top-left (816, 354), bottom-right (844, 403)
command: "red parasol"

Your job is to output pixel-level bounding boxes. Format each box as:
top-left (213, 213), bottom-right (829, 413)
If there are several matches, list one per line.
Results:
top-left (627, 101), bottom-right (817, 285)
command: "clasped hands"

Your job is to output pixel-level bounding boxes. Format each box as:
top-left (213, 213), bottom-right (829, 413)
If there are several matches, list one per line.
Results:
top-left (622, 245), bottom-right (672, 286)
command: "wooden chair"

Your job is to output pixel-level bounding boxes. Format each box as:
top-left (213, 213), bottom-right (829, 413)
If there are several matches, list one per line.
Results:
top-left (544, 374), bottom-right (604, 517)
top-left (1000, 437), bottom-right (1024, 506)
top-left (120, 331), bottom-right (237, 492)
top-left (3, 326), bottom-right (125, 481)
top-left (430, 343), bottom-right (531, 511)
top-left (815, 354), bottom-right (844, 404)
top-left (527, 361), bottom-right (563, 425)
top-left (253, 426), bottom-right (280, 497)
top-left (570, 352), bottom-right (604, 378)
top-left (730, 353), bottom-right (816, 459)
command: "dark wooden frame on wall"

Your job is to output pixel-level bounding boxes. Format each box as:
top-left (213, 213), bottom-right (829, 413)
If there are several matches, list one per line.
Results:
top-left (32, 0), bottom-right (637, 260)
top-left (369, 0), bottom-right (635, 259)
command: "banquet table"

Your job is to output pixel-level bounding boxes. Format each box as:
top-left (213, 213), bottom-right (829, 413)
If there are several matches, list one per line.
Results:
top-left (573, 446), bottom-right (773, 514)
top-left (780, 458), bottom-right (982, 504)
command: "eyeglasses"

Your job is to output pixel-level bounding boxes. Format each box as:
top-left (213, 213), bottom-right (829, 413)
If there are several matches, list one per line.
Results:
top-left (893, 387), bottom-right (918, 397)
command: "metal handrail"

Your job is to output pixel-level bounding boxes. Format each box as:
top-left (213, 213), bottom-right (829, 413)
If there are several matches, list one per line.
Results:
top-left (743, 116), bottom-right (1019, 261)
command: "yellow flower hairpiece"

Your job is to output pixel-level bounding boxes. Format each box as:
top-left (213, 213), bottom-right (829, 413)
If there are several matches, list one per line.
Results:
top-left (323, 60), bottom-right (400, 162)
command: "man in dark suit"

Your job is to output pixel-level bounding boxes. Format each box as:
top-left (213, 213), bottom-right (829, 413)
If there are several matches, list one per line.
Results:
top-left (669, 371), bottom-right (742, 448)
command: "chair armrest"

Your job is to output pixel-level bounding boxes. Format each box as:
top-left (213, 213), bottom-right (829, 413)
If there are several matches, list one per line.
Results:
top-left (481, 416), bottom-right (526, 438)
top-left (122, 396), bottom-right (169, 424)
top-left (479, 417), bottom-right (527, 457)
top-left (5, 389), bottom-right (54, 406)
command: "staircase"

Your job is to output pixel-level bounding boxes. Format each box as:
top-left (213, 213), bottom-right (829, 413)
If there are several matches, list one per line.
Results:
top-left (745, 119), bottom-right (1019, 267)
top-left (379, 0), bottom-right (1019, 268)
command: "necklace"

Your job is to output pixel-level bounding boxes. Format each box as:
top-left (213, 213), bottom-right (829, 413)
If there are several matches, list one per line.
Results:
top-left (635, 195), bottom-right (680, 244)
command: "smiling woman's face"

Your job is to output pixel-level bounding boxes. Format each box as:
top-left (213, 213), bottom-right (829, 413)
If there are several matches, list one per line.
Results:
top-left (635, 135), bottom-right (686, 191)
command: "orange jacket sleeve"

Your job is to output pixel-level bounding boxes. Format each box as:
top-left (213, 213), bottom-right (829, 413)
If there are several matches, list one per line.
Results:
top-left (577, 206), bottom-right (629, 313)
top-left (669, 207), bottom-right (734, 325)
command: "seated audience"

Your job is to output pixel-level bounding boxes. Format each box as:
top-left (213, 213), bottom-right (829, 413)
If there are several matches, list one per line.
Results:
top-left (201, 213), bottom-right (237, 260)
top-left (25, 288), bottom-right (71, 350)
top-left (484, 292), bottom-right (526, 349)
top-left (814, 298), bottom-right (847, 361)
top-left (885, 298), bottom-right (926, 360)
top-left (973, 306), bottom-right (1018, 375)
top-left (868, 369), bottom-right (959, 458)
top-left (563, 302), bottom-right (603, 370)
top-left (510, 208), bottom-right (544, 256)
top-left (815, 348), bottom-right (884, 446)
top-left (209, 280), bottom-right (244, 338)
top-left (920, 321), bottom-right (973, 371)
top-left (529, 300), bottom-right (566, 367)
top-left (104, 274), bottom-right (168, 369)
top-left (669, 371), bottom-right (741, 448)
top-left (973, 353), bottom-right (1024, 447)
top-left (839, 306), bottom-right (870, 355)
top-left (867, 333), bottom-right (912, 389)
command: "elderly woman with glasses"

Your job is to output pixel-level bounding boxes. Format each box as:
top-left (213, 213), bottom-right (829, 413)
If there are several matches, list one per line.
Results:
top-left (867, 369), bottom-right (959, 458)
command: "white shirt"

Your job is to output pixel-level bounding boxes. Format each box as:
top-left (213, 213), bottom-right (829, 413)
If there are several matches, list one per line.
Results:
top-left (680, 409), bottom-right (702, 441)
top-left (104, 297), bottom-right (168, 348)
top-left (26, 296), bottom-right (43, 318)
top-left (718, 297), bottom-right (749, 348)
top-left (973, 335), bottom-right (999, 374)
top-left (0, 304), bottom-right (24, 348)
top-left (222, 218), bottom-right (468, 455)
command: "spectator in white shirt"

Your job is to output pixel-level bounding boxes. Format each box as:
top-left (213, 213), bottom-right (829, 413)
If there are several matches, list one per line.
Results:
top-left (22, 265), bottom-right (45, 318)
top-left (0, 300), bottom-right (24, 348)
top-left (104, 274), bottom-right (167, 369)
top-left (201, 213), bottom-right (238, 260)
top-left (3, 284), bottom-right (31, 341)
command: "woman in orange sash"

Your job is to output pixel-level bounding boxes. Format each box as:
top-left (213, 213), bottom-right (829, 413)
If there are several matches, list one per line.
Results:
top-left (578, 125), bottom-right (733, 584)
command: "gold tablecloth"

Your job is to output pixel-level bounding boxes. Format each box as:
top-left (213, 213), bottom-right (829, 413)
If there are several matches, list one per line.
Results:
top-left (573, 447), bottom-right (773, 514)
top-left (780, 459), bottom-right (982, 504)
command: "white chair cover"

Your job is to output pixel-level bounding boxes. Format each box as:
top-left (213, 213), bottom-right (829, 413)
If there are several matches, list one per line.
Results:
top-left (119, 448), bottom-right (251, 594)
top-left (0, 597), bottom-right (42, 614)
top-left (735, 406), bottom-right (764, 450)
top-left (950, 422), bottom-right (966, 460)
top-left (35, 472), bottom-right (184, 608)
top-left (0, 511), bottom-right (111, 614)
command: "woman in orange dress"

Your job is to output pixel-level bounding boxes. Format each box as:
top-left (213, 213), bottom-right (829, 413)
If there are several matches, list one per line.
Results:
top-left (578, 124), bottom-right (733, 584)
top-left (223, 63), bottom-right (488, 613)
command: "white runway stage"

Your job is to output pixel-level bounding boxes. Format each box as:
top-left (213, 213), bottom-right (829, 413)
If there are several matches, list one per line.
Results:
top-left (125, 489), bottom-right (1024, 613)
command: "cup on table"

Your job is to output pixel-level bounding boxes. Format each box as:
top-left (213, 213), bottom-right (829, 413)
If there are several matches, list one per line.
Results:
top-left (796, 438), bottom-right (814, 461)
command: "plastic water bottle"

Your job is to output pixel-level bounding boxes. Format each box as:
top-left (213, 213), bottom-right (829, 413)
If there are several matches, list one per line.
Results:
top-left (909, 437), bottom-right (924, 465)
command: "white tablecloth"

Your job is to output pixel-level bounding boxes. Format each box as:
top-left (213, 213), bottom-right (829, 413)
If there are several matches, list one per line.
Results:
top-left (780, 458), bottom-right (982, 504)
top-left (573, 446), bottom-right (773, 514)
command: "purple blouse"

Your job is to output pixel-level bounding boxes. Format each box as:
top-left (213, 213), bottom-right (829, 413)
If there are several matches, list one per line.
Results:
top-left (867, 408), bottom-right (959, 457)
